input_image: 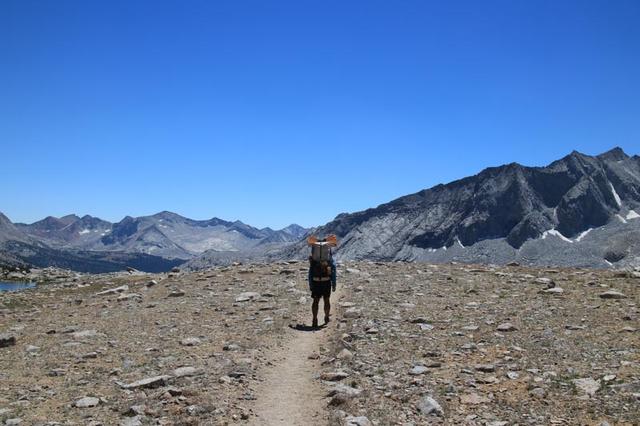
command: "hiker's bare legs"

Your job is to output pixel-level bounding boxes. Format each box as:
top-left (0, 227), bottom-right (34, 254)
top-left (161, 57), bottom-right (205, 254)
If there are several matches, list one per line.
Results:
top-left (311, 296), bottom-right (320, 327)
top-left (323, 294), bottom-right (331, 324)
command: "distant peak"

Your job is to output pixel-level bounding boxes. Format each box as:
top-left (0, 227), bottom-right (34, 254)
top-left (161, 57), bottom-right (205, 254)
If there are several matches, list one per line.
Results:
top-left (597, 146), bottom-right (628, 162)
top-left (282, 223), bottom-right (306, 231)
top-left (153, 210), bottom-right (178, 217)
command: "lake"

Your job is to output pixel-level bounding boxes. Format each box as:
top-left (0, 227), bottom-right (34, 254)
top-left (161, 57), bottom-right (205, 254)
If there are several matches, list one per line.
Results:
top-left (0, 281), bottom-right (36, 292)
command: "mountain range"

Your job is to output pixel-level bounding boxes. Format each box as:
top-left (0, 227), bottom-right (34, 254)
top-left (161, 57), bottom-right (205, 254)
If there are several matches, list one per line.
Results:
top-left (0, 211), bottom-right (307, 273)
top-left (2, 147), bottom-right (639, 272)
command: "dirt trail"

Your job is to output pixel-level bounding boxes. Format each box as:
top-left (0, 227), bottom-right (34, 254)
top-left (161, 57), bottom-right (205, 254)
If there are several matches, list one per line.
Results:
top-left (248, 288), bottom-right (343, 426)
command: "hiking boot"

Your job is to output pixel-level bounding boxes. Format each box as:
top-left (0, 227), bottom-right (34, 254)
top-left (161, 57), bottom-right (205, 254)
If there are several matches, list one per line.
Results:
top-left (312, 319), bottom-right (318, 328)
top-left (324, 315), bottom-right (330, 324)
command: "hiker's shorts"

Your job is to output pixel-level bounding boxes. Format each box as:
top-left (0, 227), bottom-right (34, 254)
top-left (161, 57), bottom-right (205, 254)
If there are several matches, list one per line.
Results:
top-left (311, 282), bottom-right (331, 299)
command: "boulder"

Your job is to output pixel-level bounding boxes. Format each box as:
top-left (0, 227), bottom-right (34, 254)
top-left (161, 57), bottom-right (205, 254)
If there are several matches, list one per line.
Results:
top-left (572, 378), bottom-right (601, 397)
top-left (417, 396), bottom-right (444, 416)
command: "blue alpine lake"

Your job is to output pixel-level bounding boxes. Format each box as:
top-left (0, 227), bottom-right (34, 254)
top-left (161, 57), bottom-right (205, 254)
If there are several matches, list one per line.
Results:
top-left (0, 281), bottom-right (36, 292)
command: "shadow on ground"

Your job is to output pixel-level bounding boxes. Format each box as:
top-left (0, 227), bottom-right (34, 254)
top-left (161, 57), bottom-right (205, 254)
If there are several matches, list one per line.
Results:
top-left (289, 323), bottom-right (327, 332)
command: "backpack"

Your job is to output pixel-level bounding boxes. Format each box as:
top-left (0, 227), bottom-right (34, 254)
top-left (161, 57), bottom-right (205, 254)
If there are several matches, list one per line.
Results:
top-left (308, 235), bottom-right (338, 282)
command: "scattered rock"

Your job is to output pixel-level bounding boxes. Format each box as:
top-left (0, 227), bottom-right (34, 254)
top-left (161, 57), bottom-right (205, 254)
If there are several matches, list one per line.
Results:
top-left (172, 366), bottom-right (201, 377)
top-left (599, 290), bottom-right (626, 299)
top-left (0, 334), bottom-right (16, 348)
top-left (74, 397), bottom-right (100, 408)
top-left (117, 293), bottom-right (141, 302)
top-left (321, 371), bottom-right (350, 381)
top-left (572, 378), bottom-right (601, 397)
top-left (95, 285), bottom-right (129, 296)
top-left (168, 289), bottom-right (185, 297)
top-left (541, 287), bottom-right (564, 294)
top-left (25, 345), bottom-right (39, 353)
top-left (327, 383), bottom-right (362, 399)
top-left (118, 375), bottom-right (172, 389)
top-left (343, 308), bottom-right (362, 319)
top-left (71, 330), bottom-right (101, 339)
top-left (475, 364), bottom-right (496, 372)
top-left (345, 416), bottom-right (372, 426)
top-left (2, 261), bottom-right (639, 425)
top-left (409, 365), bottom-right (429, 375)
top-left (119, 416), bottom-right (143, 426)
top-left (337, 348), bottom-right (353, 360)
top-left (180, 337), bottom-right (201, 346)
top-left (506, 371), bottom-right (519, 380)
top-left (223, 343), bottom-right (241, 351)
top-left (235, 292), bottom-right (260, 302)
top-left (530, 387), bottom-right (546, 398)
top-left (417, 396), bottom-right (444, 416)
top-left (460, 393), bottom-right (490, 405)
top-left (496, 323), bottom-right (517, 332)
top-left (534, 277), bottom-right (555, 288)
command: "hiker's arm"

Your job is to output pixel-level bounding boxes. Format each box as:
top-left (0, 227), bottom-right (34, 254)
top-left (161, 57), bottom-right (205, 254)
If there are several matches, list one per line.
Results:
top-left (331, 258), bottom-right (337, 290)
top-left (308, 266), bottom-right (313, 291)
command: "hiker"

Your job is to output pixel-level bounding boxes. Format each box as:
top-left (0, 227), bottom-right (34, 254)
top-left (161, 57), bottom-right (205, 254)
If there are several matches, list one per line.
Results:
top-left (307, 235), bottom-right (337, 328)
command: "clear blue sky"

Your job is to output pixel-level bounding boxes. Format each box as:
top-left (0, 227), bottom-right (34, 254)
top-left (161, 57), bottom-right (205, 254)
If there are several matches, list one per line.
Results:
top-left (1, 1), bottom-right (639, 229)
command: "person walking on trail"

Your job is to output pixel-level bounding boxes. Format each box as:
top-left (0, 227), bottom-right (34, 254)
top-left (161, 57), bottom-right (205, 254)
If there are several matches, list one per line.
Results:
top-left (307, 235), bottom-right (337, 328)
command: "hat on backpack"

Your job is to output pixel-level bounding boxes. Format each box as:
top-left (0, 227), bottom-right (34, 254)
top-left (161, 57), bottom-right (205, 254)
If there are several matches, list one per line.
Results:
top-left (307, 234), bottom-right (337, 247)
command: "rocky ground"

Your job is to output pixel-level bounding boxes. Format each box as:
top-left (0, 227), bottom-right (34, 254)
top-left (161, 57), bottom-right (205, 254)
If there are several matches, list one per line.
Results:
top-left (323, 263), bottom-right (639, 426)
top-left (1, 262), bottom-right (639, 425)
top-left (0, 266), bottom-right (82, 284)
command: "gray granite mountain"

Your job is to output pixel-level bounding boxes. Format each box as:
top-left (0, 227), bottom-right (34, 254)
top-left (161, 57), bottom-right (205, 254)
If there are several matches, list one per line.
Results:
top-left (92, 211), bottom-right (307, 258)
top-left (16, 214), bottom-right (112, 247)
top-left (0, 213), bottom-right (32, 244)
top-left (3, 211), bottom-right (308, 272)
top-left (266, 147), bottom-right (640, 269)
top-left (0, 215), bottom-right (180, 273)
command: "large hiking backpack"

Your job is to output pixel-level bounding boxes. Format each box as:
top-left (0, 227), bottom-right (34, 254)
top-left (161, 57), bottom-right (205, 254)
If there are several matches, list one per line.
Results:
top-left (308, 235), bottom-right (337, 283)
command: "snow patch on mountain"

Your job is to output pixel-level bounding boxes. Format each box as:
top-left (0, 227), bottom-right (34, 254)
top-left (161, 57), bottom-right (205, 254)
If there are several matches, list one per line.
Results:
top-left (610, 183), bottom-right (622, 207)
top-left (575, 229), bottom-right (592, 242)
top-left (542, 230), bottom-right (573, 243)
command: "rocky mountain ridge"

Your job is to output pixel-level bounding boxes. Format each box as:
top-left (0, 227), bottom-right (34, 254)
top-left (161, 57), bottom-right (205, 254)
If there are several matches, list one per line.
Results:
top-left (265, 147), bottom-right (640, 269)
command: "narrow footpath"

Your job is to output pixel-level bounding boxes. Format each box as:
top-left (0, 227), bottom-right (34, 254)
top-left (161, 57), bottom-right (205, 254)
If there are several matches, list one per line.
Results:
top-left (248, 288), bottom-right (343, 426)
